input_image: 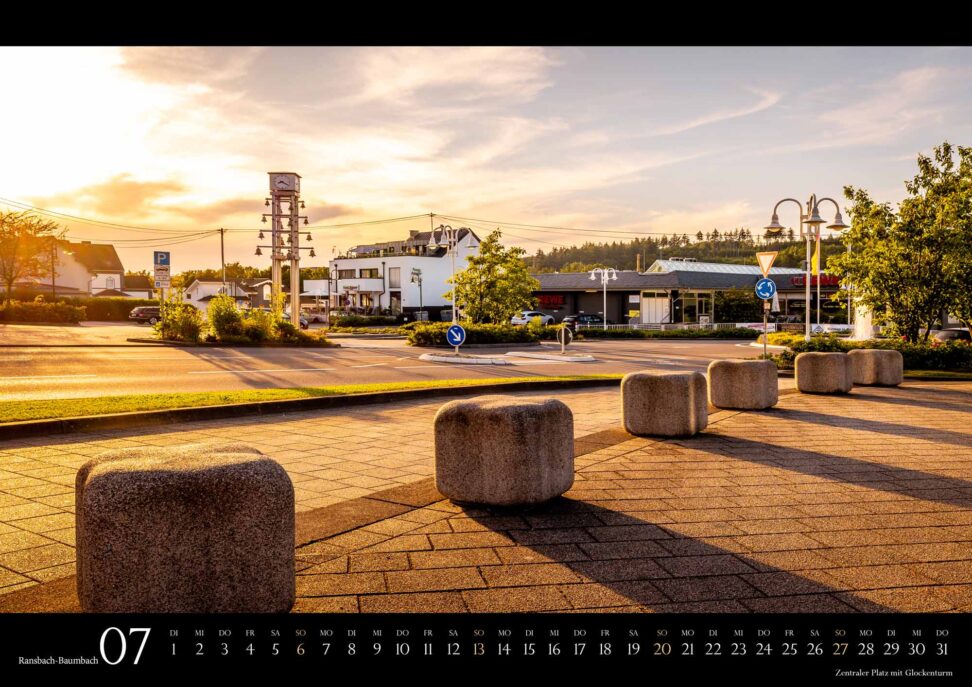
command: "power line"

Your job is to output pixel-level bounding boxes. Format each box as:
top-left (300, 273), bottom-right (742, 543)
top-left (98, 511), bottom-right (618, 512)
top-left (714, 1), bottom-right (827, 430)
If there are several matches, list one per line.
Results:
top-left (436, 213), bottom-right (686, 238)
top-left (223, 213), bottom-right (432, 232)
top-left (0, 197), bottom-right (198, 234)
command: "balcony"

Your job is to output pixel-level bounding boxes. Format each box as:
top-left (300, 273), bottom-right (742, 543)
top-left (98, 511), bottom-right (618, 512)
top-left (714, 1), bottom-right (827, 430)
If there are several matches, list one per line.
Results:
top-left (333, 278), bottom-right (385, 293)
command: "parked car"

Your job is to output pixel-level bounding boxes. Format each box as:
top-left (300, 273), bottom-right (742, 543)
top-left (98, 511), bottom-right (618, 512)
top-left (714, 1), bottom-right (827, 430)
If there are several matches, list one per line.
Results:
top-left (282, 312), bottom-right (309, 330)
top-left (561, 313), bottom-right (604, 328)
top-left (510, 310), bottom-right (555, 326)
top-left (129, 306), bottom-right (161, 325)
top-left (932, 328), bottom-right (971, 342)
top-left (302, 310), bottom-right (327, 323)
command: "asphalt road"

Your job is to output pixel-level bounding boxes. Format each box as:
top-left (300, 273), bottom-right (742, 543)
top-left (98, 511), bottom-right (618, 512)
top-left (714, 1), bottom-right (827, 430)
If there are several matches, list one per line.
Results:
top-left (0, 334), bottom-right (759, 401)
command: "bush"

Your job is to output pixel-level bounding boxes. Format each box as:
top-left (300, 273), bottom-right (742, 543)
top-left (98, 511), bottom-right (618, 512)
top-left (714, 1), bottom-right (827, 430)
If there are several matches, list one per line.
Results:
top-left (576, 327), bottom-right (761, 339)
top-left (155, 302), bottom-right (203, 343)
top-left (0, 300), bottom-right (86, 323)
top-left (207, 294), bottom-right (243, 339)
top-left (241, 320), bottom-right (268, 342)
top-left (332, 314), bottom-right (400, 327)
top-left (767, 336), bottom-right (972, 371)
top-left (406, 322), bottom-right (539, 346)
top-left (241, 308), bottom-right (277, 341)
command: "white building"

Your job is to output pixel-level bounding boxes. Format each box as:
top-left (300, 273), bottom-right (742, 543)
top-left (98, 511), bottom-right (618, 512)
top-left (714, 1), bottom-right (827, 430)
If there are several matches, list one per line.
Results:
top-left (182, 280), bottom-right (254, 312)
top-left (16, 240), bottom-right (150, 298)
top-left (327, 228), bottom-right (480, 318)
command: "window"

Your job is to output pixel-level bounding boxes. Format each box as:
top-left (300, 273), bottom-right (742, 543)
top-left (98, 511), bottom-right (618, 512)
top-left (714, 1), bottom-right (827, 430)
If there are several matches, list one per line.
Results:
top-left (105, 276), bottom-right (116, 289)
top-left (388, 267), bottom-right (401, 288)
top-left (338, 269), bottom-right (355, 279)
top-left (360, 268), bottom-right (379, 279)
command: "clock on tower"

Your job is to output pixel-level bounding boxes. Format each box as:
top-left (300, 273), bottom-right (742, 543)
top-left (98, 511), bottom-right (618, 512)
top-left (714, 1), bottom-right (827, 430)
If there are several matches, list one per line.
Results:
top-left (269, 172), bottom-right (300, 193)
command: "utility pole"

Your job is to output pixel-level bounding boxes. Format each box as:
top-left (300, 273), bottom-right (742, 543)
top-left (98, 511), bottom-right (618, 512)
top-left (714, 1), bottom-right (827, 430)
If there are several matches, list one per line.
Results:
top-left (219, 227), bottom-right (226, 295)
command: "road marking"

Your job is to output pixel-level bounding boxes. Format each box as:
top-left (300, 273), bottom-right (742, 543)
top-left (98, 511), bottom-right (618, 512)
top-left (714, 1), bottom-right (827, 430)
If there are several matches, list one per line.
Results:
top-left (350, 363), bottom-right (387, 368)
top-left (188, 367), bottom-right (336, 375)
top-left (3, 373), bottom-right (98, 380)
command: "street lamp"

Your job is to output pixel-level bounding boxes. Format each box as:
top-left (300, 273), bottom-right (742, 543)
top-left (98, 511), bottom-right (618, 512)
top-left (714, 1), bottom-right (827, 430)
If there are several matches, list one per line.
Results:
top-left (431, 225), bottom-right (463, 324)
top-left (589, 267), bottom-right (618, 331)
top-left (765, 195), bottom-right (847, 341)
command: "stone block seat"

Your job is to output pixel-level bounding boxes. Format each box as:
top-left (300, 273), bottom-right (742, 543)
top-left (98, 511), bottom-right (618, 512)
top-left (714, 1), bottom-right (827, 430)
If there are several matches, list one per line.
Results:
top-left (848, 348), bottom-right (904, 386)
top-left (707, 359), bottom-right (779, 410)
top-left (76, 443), bottom-right (295, 613)
top-left (434, 395), bottom-right (574, 506)
top-left (795, 351), bottom-right (853, 394)
top-left (621, 370), bottom-right (708, 437)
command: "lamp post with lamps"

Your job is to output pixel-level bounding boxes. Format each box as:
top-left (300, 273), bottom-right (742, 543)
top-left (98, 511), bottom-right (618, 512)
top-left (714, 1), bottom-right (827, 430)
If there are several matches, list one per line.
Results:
top-left (431, 225), bottom-right (463, 324)
top-left (765, 195), bottom-right (847, 341)
top-left (589, 267), bottom-right (618, 331)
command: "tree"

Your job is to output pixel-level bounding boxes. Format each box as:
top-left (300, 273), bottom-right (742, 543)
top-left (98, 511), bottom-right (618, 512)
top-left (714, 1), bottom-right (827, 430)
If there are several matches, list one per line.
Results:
top-left (449, 230), bottom-right (540, 324)
top-left (827, 142), bottom-right (971, 342)
top-left (0, 211), bottom-right (64, 304)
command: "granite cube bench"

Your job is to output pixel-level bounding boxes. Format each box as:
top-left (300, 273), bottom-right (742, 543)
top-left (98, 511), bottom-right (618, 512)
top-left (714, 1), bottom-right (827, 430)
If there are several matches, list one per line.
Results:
top-left (434, 395), bottom-right (574, 506)
top-left (76, 443), bottom-right (294, 613)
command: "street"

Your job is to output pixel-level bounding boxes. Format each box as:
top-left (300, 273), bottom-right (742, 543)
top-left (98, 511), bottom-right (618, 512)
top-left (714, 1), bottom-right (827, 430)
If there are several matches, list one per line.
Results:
top-left (0, 331), bottom-right (758, 401)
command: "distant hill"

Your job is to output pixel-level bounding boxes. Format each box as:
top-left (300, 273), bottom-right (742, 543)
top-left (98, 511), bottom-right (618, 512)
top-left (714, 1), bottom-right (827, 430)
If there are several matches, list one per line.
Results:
top-left (526, 229), bottom-right (845, 273)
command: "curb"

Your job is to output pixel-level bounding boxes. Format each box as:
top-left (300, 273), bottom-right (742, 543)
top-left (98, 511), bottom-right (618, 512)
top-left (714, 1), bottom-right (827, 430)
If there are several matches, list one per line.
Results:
top-left (124, 338), bottom-right (341, 348)
top-left (505, 351), bottom-right (596, 362)
top-left (0, 343), bottom-right (162, 348)
top-left (325, 333), bottom-right (405, 339)
top-left (0, 377), bottom-right (623, 441)
top-left (418, 353), bottom-right (511, 365)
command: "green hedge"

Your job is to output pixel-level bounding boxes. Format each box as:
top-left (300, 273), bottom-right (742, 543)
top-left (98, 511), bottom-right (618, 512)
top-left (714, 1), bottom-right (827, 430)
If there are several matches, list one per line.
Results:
top-left (576, 327), bottom-right (760, 339)
top-left (407, 322), bottom-right (539, 346)
top-left (769, 335), bottom-right (972, 371)
top-left (333, 315), bottom-right (400, 327)
top-left (59, 297), bottom-right (158, 321)
top-left (0, 301), bottom-right (86, 323)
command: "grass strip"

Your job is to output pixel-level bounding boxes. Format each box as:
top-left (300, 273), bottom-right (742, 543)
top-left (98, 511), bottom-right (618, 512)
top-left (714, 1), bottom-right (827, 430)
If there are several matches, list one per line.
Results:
top-left (0, 375), bottom-right (624, 423)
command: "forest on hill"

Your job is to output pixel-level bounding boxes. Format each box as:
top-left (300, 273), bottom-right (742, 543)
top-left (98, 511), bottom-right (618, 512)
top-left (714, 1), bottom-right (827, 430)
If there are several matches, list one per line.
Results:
top-left (527, 228), bottom-right (846, 273)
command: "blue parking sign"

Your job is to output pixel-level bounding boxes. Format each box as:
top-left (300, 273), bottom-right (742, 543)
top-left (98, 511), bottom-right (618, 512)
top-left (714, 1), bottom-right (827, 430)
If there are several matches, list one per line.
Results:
top-left (755, 277), bottom-right (777, 300)
top-left (446, 324), bottom-right (466, 347)
top-left (154, 251), bottom-right (170, 266)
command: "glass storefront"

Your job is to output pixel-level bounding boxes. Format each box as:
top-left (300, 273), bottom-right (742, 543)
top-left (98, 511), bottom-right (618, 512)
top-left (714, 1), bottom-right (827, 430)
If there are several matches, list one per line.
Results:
top-left (678, 291), bottom-right (713, 324)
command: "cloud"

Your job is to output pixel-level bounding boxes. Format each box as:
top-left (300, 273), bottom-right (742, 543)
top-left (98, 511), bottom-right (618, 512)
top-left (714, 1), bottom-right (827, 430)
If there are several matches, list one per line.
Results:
top-left (176, 198), bottom-right (353, 225)
top-left (780, 66), bottom-right (956, 153)
top-left (32, 174), bottom-right (185, 217)
top-left (350, 47), bottom-right (558, 106)
top-left (653, 89), bottom-right (782, 136)
top-left (119, 47), bottom-right (264, 86)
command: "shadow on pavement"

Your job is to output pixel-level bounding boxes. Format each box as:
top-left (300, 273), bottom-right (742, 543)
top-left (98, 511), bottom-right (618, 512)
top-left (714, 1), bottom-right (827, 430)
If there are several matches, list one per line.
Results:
top-left (769, 407), bottom-right (972, 448)
top-left (688, 432), bottom-right (972, 508)
top-left (466, 498), bottom-right (893, 613)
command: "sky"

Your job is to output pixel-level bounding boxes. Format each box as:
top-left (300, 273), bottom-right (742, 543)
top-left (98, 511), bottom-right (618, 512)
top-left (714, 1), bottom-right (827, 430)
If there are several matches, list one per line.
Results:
top-left (0, 46), bottom-right (969, 272)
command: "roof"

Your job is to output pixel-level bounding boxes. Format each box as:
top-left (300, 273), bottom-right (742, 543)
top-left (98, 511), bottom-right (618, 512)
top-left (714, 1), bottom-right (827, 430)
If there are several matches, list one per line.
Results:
top-left (197, 294), bottom-right (251, 302)
top-left (534, 271), bottom-right (653, 291)
top-left (186, 280), bottom-right (260, 293)
top-left (63, 241), bottom-right (124, 273)
top-left (351, 227), bottom-right (480, 256)
top-left (92, 289), bottom-right (130, 297)
top-left (124, 274), bottom-right (152, 289)
top-left (534, 268), bottom-right (835, 292)
top-left (648, 259), bottom-right (803, 275)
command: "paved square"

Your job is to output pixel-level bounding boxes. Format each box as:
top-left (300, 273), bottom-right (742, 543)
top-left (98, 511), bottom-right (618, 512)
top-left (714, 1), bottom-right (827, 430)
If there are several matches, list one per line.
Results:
top-left (1, 381), bottom-right (971, 613)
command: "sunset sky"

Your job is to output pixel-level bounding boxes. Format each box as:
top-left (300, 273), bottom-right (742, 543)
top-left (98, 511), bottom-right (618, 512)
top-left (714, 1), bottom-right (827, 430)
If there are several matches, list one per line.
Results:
top-left (1, 46), bottom-right (969, 272)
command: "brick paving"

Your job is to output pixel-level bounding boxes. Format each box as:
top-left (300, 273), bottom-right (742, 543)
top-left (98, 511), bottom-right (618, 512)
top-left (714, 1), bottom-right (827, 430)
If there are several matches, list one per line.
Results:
top-left (1, 380), bottom-right (971, 612)
top-left (288, 382), bottom-right (972, 613)
top-left (0, 388), bottom-right (621, 596)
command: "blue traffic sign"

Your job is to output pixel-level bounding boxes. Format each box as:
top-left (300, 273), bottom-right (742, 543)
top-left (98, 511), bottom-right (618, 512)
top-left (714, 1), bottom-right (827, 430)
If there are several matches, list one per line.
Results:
top-left (755, 277), bottom-right (777, 300)
top-left (153, 251), bottom-right (170, 266)
top-left (446, 324), bottom-right (466, 347)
